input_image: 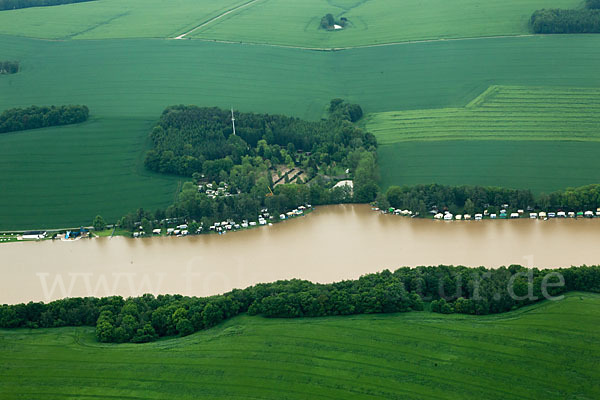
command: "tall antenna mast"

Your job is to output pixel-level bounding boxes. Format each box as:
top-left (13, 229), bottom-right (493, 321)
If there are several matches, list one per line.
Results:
top-left (231, 108), bottom-right (236, 136)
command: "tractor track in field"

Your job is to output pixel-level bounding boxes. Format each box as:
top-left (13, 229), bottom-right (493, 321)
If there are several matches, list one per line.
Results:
top-left (185, 33), bottom-right (539, 52)
top-left (172, 0), bottom-right (263, 40)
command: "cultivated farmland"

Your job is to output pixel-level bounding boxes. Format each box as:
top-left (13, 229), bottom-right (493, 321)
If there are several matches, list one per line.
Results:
top-left (0, 118), bottom-right (181, 230)
top-left (378, 141), bottom-right (600, 193)
top-left (2, 35), bottom-right (600, 228)
top-left (190, 0), bottom-right (581, 48)
top-left (367, 86), bottom-right (600, 144)
top-left (0, 293), bottom-right (598, 399)
top-left (0, 0), bottom-right (581, 46)
top-left (368, 86), bottom-right (600, 192)
top-left (0, 0), bottom-right (249, 40)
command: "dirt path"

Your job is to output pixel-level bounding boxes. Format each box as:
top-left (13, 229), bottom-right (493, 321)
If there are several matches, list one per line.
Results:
top-left (173, 0), bottom-right (262, 40)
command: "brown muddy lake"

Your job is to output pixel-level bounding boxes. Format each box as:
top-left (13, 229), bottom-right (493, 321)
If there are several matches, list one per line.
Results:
top-left (2, 204), bottom-right (599, 304)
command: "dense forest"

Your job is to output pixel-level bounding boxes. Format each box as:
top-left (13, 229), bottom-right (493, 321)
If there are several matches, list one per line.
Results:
top-left (0, 265), bottom-right (598, 343)
top-left (531, 1), bottom-right (600, 33)
top-left (0, 61), bottom-right (18, 74)
top-left (145, 100), bottom-right (373, 178)
top-left (382, 183), bottom-right (600, 215)
top-left (125, 100), bottom-right (379, 231)
top-left (0, 0), bottom-right (93, 11)
top-left (0, 105), bottom-right (89, 133)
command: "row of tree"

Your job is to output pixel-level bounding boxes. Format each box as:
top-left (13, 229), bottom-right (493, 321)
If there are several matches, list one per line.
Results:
top-left (383, 183), bottom-right (600, 215)
top-left (1, 265), bottom-right (598, 343)
top-left (531, 2), bottom-right (600, 34)
top-left (0, 61), bottom-right (18, 74)
top-left (0, 0), bottom-right (93, 11)
top-left (0, 105), bottom-right (89, 133)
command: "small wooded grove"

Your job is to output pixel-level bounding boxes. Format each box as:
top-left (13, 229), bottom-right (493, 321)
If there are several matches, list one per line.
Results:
top-left (144, 100), bottom-right (372, 178)
top-left (0, 0), bottom-right (93, 11)
top-left (0, 61), bottom-right (18, 74)
top-left (531, 1), bottom-right (600, 33)
top-left (129, 99), bottom-right (379, 227)
top-left (382, 183), bottom-right (600, 215)
top-left (0, 265), bottom-right (598, 343)
top-left (0, 105), bottom-right (89, 133)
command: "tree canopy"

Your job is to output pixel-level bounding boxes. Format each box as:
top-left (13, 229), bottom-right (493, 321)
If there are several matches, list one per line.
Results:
top-left (0, 105), bottom-right (89, 134)
top-left (385, 183), bottom-right (600, 215)
top-left (1, 265), bottom-right (598, 343)
top-left (531, 4), bottom-right (600, 33)
top-left (0, 0), bottom-right (94, 11)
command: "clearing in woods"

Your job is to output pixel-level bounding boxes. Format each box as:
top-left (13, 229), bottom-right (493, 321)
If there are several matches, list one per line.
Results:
top-left (0, 293), bottom-right (598, 399)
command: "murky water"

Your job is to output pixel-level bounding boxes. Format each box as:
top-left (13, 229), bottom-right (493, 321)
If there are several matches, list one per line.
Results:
top-left (2, 204), bottom-right (599, 304)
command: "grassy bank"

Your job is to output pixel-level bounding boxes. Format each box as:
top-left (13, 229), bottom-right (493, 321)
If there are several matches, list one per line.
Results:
top-left (0, 292), bottom-right (598, 399)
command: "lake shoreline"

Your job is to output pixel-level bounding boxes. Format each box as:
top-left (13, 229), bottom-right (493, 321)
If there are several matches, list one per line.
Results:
top-left (2, 204), bottom-right (600, 304)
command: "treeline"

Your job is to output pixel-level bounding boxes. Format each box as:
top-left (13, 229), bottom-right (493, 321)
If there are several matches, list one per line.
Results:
top-left (382, 183), bottom-right (600, 215)
top-left (1, 265), bottom-right (598, 343)
top-left (0, 105), bottom-right (89, 134)
top-left (0, 0), bottom-right (94, 11)
top-left (0, 61), bottom-right (18, 74)
top-left (119, 181), bottom-right (354, 233)
top-left (531, 1), bottom-right (600, 33)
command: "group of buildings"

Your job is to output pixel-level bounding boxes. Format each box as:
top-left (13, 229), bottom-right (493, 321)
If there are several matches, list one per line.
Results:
top-left (132, 205), bottom-right (311, 237)
top-left (381, 206), bottom-right (600, 221)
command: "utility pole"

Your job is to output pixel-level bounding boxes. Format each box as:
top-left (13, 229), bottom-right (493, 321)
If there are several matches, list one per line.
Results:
top-left (231, 108), bottom-right (236, 135)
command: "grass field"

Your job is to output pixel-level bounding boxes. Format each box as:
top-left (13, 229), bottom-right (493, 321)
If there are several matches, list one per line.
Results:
top-left (0, 0), bottom-right (581, 46)
top-left (369, 86), bottom-right (600, 192)
top-left (2, 35), bottom-right (600, 228)
top-left (0, 292), bottom-right (598, 399)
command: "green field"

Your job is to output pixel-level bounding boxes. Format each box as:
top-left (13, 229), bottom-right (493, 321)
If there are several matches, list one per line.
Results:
top-left (378, 141), bottom-right (600, 193)
top-left (0, 292), bottom-right (598, 399)
top-left (368, 86), bottom-right (600, 192)
top-left (0, 0), bottom-right (581, 46)
top-left (2, 35), bottom-right (600, 228)
top-left (0, 118), bottom-right (181, 229)
top-left (0, 0), bottom-right (248, 40)
top-left (191, 0), bottom-right (581, 48)
top-left (367, 86), bottom-right (600, 144)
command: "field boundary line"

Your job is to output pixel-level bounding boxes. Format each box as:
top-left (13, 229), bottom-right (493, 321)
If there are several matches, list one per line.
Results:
top-left (173, 0), bottom-right (263, 40)
top-left (188, 33), bottom-right (539, 51)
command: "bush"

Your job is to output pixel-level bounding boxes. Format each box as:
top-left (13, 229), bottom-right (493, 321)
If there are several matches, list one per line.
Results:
top-left (0, 61), bottom-right (19, 74)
